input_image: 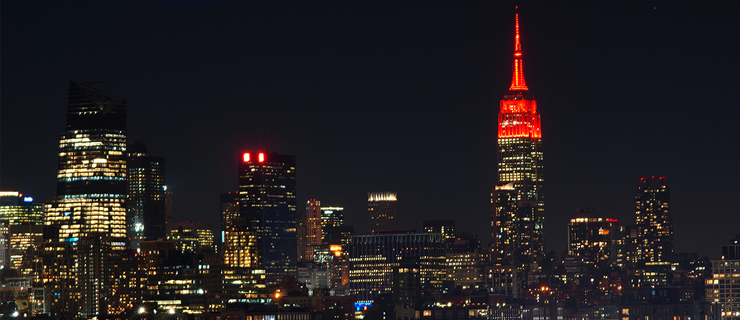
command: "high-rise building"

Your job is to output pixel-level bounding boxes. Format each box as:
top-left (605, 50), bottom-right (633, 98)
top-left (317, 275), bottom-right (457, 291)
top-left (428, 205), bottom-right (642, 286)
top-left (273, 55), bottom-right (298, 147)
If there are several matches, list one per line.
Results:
top-left (43, 80), bottom-right (128, 317)
top-left (321, 206), bottom-right (344, 229)
top-left (304, 200), bottom-right (322, 260)
top-left (367, 192), bottom-right (397, 233)
top-left (634, 176), bottom-right (673, 265)
top-left (0, 191), bottom-right (43, 225)
top-left (707, 235), bottom-right (740, 319)
top-left (127, 141), bottom-right (166, 250)
top-left (493, 13), bottom-right (545, 269)
top-left (567, 208), bottom-right (618, 268)
top-left (238, 151), bottom-right (297, 285)
top-left (348, 231), bottom-right (446, 304)
top-left (45, 80), bottom-right (128, 247)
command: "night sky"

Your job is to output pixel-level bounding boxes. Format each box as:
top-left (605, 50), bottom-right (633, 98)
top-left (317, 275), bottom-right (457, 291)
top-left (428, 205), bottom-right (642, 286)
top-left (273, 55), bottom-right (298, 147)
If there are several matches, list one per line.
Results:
top-left (2, 1), bottom-right (739, 258)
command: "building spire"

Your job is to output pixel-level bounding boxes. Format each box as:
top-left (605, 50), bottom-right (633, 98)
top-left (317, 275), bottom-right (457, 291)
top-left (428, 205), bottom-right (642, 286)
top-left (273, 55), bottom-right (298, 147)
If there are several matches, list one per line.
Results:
top-left (509, 12), bottom-right (528, 91)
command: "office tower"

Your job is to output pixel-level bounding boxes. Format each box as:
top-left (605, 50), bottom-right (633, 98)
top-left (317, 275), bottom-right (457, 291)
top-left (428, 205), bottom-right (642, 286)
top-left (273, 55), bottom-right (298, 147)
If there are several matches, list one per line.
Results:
top-left (45, 80), bottom-right (127, 246)
top-left (446, 233), bottom-right (483, 290)
top-left (423, 219), bottom-right (456, 249)
top-left (0, 191), bottom-right (43, 225)
top-left (221, 191), bottom-right (253, 267)
top-left (304, 200), bottom-right (322, 260)
top-left (634, 176), bottom-right (673, 265)
top-left (491, 182), bottom-right (538, 287)
top-left (43, 80), bottom-right (128, 317)
top-left (320, 206), bottom-right (344, 242)
top-left (567, 208), bottom-right (618, 268)
top-left (348, 231), bottom-right (446, 304)
top-left (238, 151), bottom-right (297, 285)
top-left (707, 235), bottom-right (740, 319)
top-left (8, 224), bottom-right (43, 272)
top-left (169, 221), bottom-right (215, 253)
top-left (367, 192), bottom-right (397, 233)
top-left (321, 206), bottom-right (344, 229)
top-left (494, 13), bottom-right (545, 266)
top-left (127, 141), bottom-right (166, 250)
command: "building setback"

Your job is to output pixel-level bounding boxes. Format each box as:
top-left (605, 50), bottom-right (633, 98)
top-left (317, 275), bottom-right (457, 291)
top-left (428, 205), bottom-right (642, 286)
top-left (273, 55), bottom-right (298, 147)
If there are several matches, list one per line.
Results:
top-left (492, 13), bottom-right (545, 281)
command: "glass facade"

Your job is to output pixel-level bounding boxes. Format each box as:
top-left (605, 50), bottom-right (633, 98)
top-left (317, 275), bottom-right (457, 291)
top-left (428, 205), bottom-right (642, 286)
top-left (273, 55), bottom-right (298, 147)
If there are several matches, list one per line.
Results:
top-left (127, 141), bottom-right (166, 250)
top-left (45, 80), bottom-right (128, 248)
top-left (238, 152), bottom-right (297, 285)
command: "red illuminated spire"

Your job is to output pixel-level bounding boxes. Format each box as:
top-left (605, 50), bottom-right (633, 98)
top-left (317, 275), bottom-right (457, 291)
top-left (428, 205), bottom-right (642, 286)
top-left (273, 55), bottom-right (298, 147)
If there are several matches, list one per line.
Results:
top-left (509, 12), bottom-right (528, 91)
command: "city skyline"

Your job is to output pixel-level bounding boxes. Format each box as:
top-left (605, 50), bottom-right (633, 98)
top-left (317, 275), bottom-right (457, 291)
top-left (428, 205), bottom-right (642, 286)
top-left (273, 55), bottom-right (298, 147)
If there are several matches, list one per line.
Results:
top-left (2, 2), bottom-right (739, 258)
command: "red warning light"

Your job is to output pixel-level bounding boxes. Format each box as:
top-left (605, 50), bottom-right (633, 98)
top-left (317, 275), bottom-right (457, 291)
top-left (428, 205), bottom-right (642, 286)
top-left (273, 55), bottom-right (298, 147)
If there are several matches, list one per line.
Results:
top-left (243, 153), bottom-right (250, 162)
top-left (258, 153), bottom-right (265, 163)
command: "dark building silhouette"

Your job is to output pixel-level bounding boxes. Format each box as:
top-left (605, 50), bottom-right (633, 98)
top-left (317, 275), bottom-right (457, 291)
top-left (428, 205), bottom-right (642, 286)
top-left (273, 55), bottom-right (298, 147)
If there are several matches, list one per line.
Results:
top-left (238, 151), bottom-right (297, 285)
top-left (127, 141), bottom-right (166, 250)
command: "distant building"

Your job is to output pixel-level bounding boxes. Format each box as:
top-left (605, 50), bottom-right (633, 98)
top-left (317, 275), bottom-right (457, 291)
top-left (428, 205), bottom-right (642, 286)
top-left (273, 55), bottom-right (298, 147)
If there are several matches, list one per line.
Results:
top-left (238, 151), bottom-right (297, 285)
top-left (446, 233), bottom-right (483, 290)
top-left (169, 221), bottom-right (215, 253)
top-left (321, 206), bottom-right (344, 230)
top-left (0, 191), bottom-right (43, 225)
top-left (634, 176), bottom-right (673, 265)
top-left (43, 80), bottom-right (128, 317)
top-left (567, 208), bottom-right (619, 269)
top-left (304, 200), bottom-right (322, 260)
top-left (367, 192), bottom-right (397, 233)
top-left (494, 12), bottom-right (545, 272)
top-left (707, 234), bottom-right (740, 319)
top-left (423, 219), bottom-right (456, 249)
top-left (348, 231), bottom-right (446, 304)
top-left (127, 141), bottom-right (166, 250)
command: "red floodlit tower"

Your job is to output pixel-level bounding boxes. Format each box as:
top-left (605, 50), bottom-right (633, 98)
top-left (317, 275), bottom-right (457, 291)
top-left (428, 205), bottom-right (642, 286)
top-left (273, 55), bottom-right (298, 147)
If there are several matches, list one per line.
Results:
top-left (492, 12), bottom-right (545, 280)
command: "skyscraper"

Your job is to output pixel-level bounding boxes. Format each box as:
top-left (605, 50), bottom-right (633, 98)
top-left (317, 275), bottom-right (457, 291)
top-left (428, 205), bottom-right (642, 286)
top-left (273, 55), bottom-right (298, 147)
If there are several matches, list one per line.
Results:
top-left (44, 80), bottom-right (128, 317)
top-left (238, 151), bottom-right (297, 285)
top-left (127, 141), bottom-right (166, 250)
top-left (634, 176), bottom-right (672, 265)
top-left (493, 12), bottom-right (545, 261)
top-left (367, 192), bottom-right (397, 233)
top-left (304, 200), bottom-right (322, 260)
top-left (45, 80), bottom-right (128, 247)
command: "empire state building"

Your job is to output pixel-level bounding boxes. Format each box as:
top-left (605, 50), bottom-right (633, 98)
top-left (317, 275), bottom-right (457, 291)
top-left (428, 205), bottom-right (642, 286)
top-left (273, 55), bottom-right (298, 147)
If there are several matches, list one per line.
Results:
top-left (491, 13), bottom-right (545, 271)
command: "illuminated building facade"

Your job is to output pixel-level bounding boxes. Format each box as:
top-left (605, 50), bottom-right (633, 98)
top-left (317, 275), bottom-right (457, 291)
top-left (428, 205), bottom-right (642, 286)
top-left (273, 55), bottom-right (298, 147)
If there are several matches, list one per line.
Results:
top-left (707, 235), bottom-right (740, 319)
top-left (42, 80), bottom-right (128, 317)
top-left (238, 151), bottom-right (297, 285)
top-left (348, 231), bottom-right (446, 304)
top-left (424, 219), bottom-right (456, 250)
top-left (491, 182), bottom-right (538, 287)
top-left (127, 141), bottom-right (166, 250)
top-left (367, 192), bottom-right (397, 233)
top-left (494, 13), bottom-right (545, 270)
top-left (9, 224), bottom-right (43, 273)
top-left (567, 208), bottom-right (619, 268)
top-left (634, 176), bottom-right (673, 265)
top-left (304, 200), bottom-right (322, 260)
top-left (321, 206), bottom-right (344, 229)
top-left (0, 191), bottom-right (43, 225)
top-left (446, 234), bottom-right (483, 290)
top-left (169, 221), bottom-right (216, 253)
top-left (45, 80), bottom-right (128, 247)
